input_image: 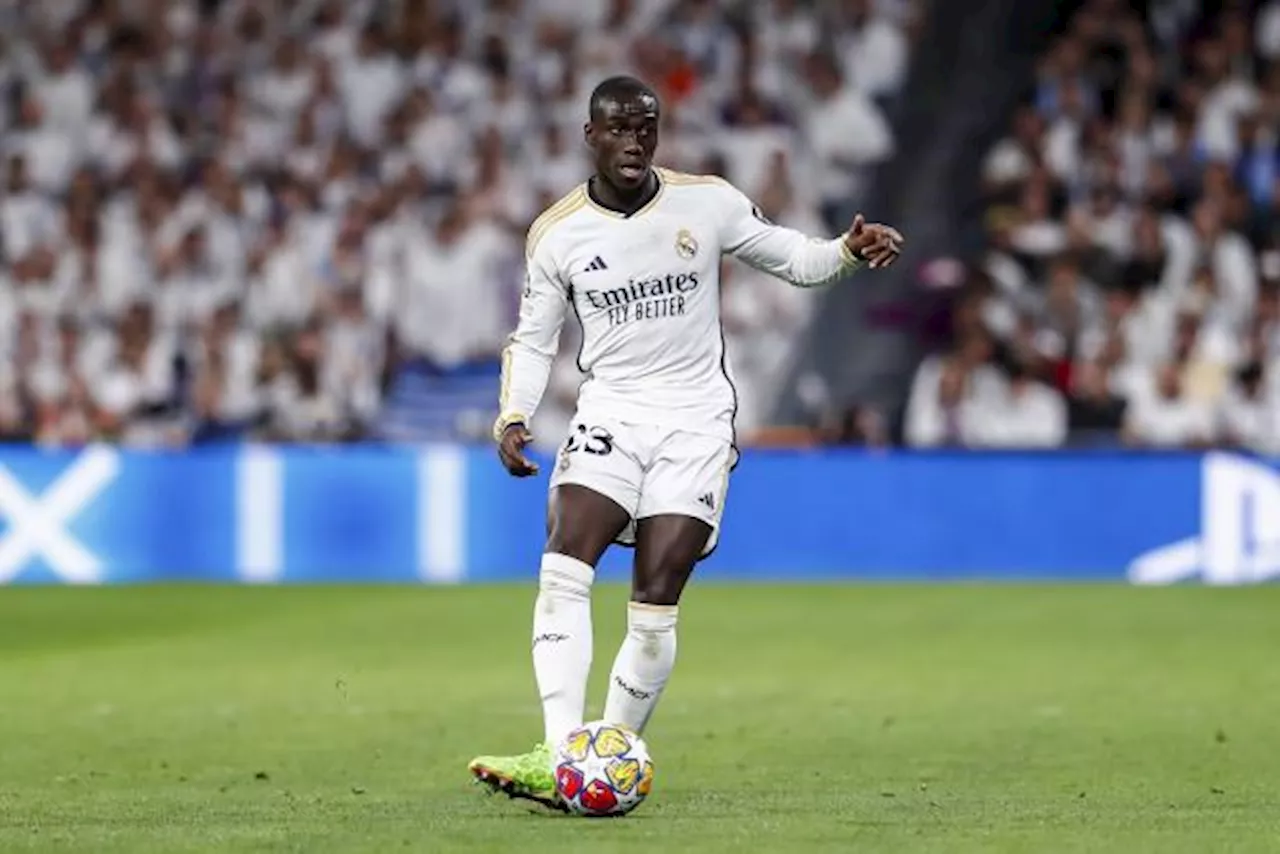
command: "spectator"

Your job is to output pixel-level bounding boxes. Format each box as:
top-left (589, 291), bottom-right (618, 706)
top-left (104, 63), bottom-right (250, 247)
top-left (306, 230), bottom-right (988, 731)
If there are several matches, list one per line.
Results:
top-left (9, 92), bottom-right (77, 194)
top-left (323, 285), bottom-right (384, 428)
top-left (1124, 363), bottom-right (1215, 448)
top-left (1218, 361), bottom-right (1280, 453)
top-left (985, 363), bottom-right (1068, 448)
top-left (397, 201), bottom-right (514, 372)
top-left (904, 356), bottom-right (998, 448)
top-left (253, 38), bottom-right (313, 122)
top-left (982, 103), bottom-right (1046, 195)
top-left (1260, 0), bottom-right (1280, 62)
top-left (259, 317), bottom-right (347, 443)
top-left (800, 51), bottom-right (893, 232)
top-left (1, 155), bottom-right (59, 263)
top-left (718, 88), bottom-right (795, 200)
top-left (34, 40), bottom-right (94, 137)
top-left (1067, 359), bottom-right (1128, 438)
top-left (835, 0), bottom-right (909, 101)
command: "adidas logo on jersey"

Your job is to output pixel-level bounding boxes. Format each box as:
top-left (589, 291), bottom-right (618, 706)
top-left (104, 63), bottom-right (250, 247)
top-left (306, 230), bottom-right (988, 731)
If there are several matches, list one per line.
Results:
top-left (698, 492), bottom-right (716, 510)
top-left (584, 256), bottom-right (609, 273)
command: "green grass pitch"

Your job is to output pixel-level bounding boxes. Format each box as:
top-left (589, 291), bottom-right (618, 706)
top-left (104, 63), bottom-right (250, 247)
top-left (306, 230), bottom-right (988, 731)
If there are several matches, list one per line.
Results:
top-left (1, 584), bottom-right (1278, 853)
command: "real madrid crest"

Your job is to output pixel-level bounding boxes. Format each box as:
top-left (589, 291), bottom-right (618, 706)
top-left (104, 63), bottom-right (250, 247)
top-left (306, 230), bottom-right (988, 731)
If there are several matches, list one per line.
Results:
top-left (675, 229), bottom-right (698, 260)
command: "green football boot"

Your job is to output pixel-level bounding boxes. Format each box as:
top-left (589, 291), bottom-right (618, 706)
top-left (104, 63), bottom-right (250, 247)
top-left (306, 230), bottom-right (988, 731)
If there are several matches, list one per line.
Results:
top-left (468, 743), bottom-right (566, 812)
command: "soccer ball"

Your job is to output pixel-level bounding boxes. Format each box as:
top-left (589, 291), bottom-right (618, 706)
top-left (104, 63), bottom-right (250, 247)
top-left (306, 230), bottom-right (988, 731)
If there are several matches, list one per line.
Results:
top-left (553, 721), bottom-right (654, 817)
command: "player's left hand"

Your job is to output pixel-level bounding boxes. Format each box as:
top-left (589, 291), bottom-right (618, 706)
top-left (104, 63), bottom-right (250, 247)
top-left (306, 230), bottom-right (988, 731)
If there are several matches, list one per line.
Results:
top-left (844, 214), bottom-right (905, 269)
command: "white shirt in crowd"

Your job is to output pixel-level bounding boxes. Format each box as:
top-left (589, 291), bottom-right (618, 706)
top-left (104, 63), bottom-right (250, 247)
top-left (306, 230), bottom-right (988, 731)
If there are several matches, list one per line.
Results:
top-left (1260, 1), bottom-right (1280, 59)
top-left (983, 136), bottom-right (1035, 186)
top-left (409, 108), bottom-right (472, 184)
top-left (92, 234), bottom-right (154, 320)
top-left (1126, 390), bottom-right (1216, 447)
top-left (982, 380), bottom-right (1068, 448)
top-left (105, 334), bottom-right (180, 412)
top-left (398, 218), bottom-right (513, 368)
top-left (755, 1), bottom-right (820, 91)
top-left (324, 313), bottom-right (384, 422)
top-left (253, 63), bottom-right (313, 121)
top-left (840, 15), bottom-right (908, 98)
top-left (246, 237), bottom-right (317, 330)
top-left (8, 121), bottom-right (77, 193)
top-left (340, 50), bottom-right (406, 147)
top-left (803, 87), bottom-right (893, 203)
top-left (1218, 385), bottom-right (1280, 453)
top-left (904, 357), bottom-right (1007, 448)
top-left (719, 123), bottom-right (797, 200)
top-left (216, 330), bottom-right (263, 422)
top-left (35, 65), bottom-right (94, 135)
top-left (1197, 77), bottom-right (1259, 162)
top-left (0, 190), bottom-right (59, 260)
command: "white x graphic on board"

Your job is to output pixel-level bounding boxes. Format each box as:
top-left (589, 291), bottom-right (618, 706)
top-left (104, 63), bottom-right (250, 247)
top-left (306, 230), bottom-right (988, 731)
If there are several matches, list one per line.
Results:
top-left (0, 446), bottom-right (120, 584)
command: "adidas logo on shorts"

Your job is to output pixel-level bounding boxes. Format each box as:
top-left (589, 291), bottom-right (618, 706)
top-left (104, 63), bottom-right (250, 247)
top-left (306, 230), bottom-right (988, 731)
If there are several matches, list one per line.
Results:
top-left (697, 492), bottom-right (716, 510)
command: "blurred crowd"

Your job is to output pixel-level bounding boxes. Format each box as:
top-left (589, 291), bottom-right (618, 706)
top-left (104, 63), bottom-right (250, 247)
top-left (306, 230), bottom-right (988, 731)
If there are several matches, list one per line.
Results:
top-left (907, 0), bottom-right (1280, 452)
top-left (0, 0), bottom-right (917, 448)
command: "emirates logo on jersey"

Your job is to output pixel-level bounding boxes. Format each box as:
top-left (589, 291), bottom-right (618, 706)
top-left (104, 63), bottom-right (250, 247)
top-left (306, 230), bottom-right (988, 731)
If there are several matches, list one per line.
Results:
top-left (675, 229), bottom-right (699, 260)
top-left (583, 273), bottom-right (700, 310)
top-left (583, 272), bottom-right (700, 328)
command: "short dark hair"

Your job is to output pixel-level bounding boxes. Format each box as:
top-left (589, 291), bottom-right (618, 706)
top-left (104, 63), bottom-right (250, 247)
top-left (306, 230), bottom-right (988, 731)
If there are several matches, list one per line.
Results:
top-left (588, 76), bottom-right (659, 121)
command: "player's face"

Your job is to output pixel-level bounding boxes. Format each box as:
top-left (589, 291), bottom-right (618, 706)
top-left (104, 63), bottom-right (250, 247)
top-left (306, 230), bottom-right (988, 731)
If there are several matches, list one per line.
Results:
top-left (586, 94), bottom-right (660, 191)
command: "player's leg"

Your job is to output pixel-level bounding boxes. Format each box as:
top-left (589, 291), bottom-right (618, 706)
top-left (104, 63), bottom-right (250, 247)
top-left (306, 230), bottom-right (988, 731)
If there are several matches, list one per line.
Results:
top-left (602, 432), bottom-right (732, 734)
top-left (600, 514), bottom-right (707, 733)
top-left (533, 484), bottom-right (630, 746)
top-left (470, 422), bottom-right (638, 808)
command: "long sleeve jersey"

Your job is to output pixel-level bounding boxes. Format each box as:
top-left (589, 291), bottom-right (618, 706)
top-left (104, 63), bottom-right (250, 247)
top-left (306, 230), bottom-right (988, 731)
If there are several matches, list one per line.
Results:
top-left (496, 168), bottom-right (863, 445)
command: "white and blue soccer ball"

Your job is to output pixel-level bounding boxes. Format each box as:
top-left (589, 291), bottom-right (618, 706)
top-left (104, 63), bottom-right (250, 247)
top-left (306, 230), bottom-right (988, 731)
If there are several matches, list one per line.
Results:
top-left (554, 720), bottom-right (655, 817)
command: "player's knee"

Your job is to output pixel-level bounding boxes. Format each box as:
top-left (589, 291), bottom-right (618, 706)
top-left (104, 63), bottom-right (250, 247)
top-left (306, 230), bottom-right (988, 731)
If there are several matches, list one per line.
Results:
top-left (632, 586), bottom-right (681, 607)
top-left (545, 522), bottom-right (600, 566)
top-left (545, 491), bottom-right (625, 566)
top-left (539, 553), bottom-right (594, 602)
top-left (632, 566), bottom-right (688, 607)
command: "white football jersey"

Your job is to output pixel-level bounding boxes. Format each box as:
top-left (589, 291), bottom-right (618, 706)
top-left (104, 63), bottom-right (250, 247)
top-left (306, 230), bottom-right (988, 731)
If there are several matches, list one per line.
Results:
top-left (497, 168), bottom-right (862, 446)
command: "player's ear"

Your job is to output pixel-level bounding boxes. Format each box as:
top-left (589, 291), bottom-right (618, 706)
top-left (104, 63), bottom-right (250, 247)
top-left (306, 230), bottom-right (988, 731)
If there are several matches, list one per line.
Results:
top-left (583, 121), bottom-right (595, 148)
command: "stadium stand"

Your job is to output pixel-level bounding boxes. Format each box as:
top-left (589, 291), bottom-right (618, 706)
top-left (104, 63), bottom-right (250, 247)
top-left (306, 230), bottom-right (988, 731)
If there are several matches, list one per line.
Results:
top-left (0, 0), bottom-right (916, 448)
top-left (901, 0), bottom-right (1280, 451)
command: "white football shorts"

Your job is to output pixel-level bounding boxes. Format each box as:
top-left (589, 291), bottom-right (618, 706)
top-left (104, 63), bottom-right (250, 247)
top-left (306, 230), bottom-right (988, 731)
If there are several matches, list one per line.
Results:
top-left (548, 418), bottom-right (735, 556)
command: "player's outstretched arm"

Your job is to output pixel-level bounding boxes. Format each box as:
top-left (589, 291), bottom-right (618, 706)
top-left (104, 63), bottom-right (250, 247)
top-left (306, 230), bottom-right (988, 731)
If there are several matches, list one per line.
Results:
top-left (720, 184), bottom-right (904, 287)
top-left (494, 240), bottom-right (569, 478)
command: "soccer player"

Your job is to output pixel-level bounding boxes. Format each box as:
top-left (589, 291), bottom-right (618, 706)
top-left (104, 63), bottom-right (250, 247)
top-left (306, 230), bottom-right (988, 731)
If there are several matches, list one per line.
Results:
top-left (468, 76), bottom-right (903, 809)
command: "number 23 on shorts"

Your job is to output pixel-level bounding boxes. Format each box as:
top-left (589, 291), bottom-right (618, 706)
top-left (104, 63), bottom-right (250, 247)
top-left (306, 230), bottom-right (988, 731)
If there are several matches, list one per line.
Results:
top-left (563, 424), bottom-right (615, 456)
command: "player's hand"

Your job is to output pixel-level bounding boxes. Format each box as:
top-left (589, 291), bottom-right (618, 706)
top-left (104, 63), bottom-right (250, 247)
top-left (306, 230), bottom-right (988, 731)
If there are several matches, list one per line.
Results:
top-left (844, 214), bottom-right (905, 269)
top-left (498, 423), bottom-right (540, 477)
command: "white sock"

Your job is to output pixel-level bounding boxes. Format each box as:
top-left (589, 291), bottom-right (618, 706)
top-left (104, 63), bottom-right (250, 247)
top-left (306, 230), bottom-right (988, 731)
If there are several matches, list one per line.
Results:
top-left (532, 553), bottom-right (594, 747)
top-left (602, 602), bottom-right (678, 735)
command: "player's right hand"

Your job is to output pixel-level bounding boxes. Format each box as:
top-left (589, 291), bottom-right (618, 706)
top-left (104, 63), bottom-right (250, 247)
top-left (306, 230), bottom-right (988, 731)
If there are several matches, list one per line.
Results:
top-left (498, 423), bottom-right (540, 477)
